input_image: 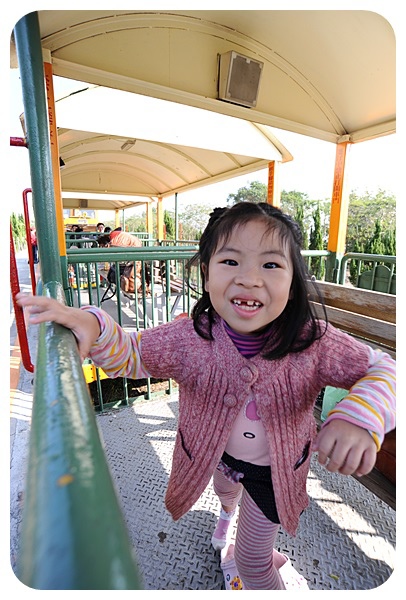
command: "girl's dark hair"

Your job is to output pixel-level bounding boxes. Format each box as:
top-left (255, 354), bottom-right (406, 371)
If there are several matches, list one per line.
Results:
top-left (188, 202), bottom-right (327, 360)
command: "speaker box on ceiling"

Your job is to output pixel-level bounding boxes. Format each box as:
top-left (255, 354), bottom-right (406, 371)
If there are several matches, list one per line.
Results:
top-left (218, 51), bottom-right (264, 108)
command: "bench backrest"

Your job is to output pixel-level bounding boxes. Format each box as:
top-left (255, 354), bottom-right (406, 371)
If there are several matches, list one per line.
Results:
top-left (308, 281), bottom-right (396, 356)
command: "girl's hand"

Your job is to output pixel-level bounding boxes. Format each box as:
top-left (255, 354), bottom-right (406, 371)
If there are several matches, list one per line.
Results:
top-left (15, 292), bottom-right (101, 361)
top-left (313, 419), bottom-right (377, 477)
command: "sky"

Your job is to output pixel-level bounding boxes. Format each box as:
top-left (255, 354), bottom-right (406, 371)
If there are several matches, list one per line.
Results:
top-left (8, 69), bottom-right (398, 221)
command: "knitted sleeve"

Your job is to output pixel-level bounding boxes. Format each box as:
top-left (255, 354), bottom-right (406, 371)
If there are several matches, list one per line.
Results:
top-left (322, 347), bottom-right (396, 450)
top-left (80, 306), bottom-right (150, 380)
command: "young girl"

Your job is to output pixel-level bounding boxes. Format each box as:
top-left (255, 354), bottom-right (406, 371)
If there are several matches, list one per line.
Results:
top-left (17, 202), bottom-right (395, 590)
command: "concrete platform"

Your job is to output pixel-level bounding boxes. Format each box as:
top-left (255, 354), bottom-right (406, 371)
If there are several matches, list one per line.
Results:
top-left (9, 252), bottom-right (397, 591)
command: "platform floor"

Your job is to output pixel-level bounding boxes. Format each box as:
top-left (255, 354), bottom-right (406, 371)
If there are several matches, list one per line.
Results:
top-left (96, 396), bottom-right (396, 591)
top-left (9, 252), bottom-right (397, 591)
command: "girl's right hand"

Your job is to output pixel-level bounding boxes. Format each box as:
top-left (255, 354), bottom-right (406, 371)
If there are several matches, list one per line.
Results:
top-left (16, 293), bottom-right (101, 361)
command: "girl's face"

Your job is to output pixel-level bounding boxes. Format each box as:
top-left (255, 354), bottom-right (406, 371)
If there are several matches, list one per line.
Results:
top-left (204, 220), bottom-right (294, 335)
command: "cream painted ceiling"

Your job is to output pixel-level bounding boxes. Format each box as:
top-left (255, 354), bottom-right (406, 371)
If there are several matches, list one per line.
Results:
top-left (11, 10), bottom-right (395, 209)
top-left (54, 85), bottom-right (291, 205)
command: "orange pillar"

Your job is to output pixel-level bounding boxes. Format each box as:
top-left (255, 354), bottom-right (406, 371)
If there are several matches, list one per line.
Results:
top-left (327, 142), bottom-right (351, 254)
top-left (326, 141), bottom-right (351, 281)
top-left (266, 161), bottom-right (281, 207)
top-left (44, 60), bottom-right (66, 255)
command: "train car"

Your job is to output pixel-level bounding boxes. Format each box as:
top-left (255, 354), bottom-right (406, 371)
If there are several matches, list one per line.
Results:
top-left (10, 9), bottom-right (396, 591)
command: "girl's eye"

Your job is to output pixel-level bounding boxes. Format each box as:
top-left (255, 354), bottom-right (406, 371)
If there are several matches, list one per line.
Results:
top-left (263, 262), bottom-right (280, 269)
top-left (221, 259), bottom-right (238, 266)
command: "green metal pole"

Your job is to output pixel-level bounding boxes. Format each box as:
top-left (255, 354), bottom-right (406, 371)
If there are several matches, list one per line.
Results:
top-left (14, 13), bottom-right (144, 589)
top-left (175, 192), bottom-right (179, 244)
top-left (14, 12), bottom-right (62, 286)
top-left (17, 284), bottom-right (143, 589)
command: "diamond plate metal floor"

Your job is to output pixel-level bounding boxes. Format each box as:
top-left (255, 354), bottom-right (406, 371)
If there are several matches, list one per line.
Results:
top-left (96, 395), bottom-right (396, 591)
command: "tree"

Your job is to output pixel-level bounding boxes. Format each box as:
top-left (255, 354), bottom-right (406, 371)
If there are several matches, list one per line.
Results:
top-left (383, 228), bottom-right (396, 256)
top-left (346, 190), bottom-right (396, 253)
top-left (164, 210), bottom-right (175, 239)
top-left (178, 203), bottom-right (213, 240)
top-left (365, 220), bottom-right (385, 256)
top-left (11, 213), bottom-right (26, 251)
top-left (122, 214), bottom-right (148, 233)
top-left (309, 204), bottom-right (324, 278)
top-left (226, 181), bottom-right (268, 205)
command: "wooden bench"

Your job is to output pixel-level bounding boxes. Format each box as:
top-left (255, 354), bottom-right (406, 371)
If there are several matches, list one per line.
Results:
top-left (308, 281), bottom-right (396, 509)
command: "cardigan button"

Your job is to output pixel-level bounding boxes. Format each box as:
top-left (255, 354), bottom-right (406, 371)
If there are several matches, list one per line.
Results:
top-left (223, 394), bottom-right (237, 407)
top-left (240, 366), bottom-right (254, 382)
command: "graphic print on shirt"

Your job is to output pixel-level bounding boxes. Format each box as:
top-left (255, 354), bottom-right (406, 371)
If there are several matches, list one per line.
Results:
top-left (244, 398), bottom-right (260, 437)
top-left (225, 395), bottom-right (270, 466)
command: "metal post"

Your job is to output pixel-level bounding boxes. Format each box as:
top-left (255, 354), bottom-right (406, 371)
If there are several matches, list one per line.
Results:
top-left (175, 192), bottom-right (179, 243)
top-left (14, 12), bottom-right (62, 286)
top-left (13, 13), bottom-right (144, 589)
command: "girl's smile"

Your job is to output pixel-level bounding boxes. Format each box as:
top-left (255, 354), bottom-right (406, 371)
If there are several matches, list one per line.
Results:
top-left (204, 220), bottom-right (294, 335)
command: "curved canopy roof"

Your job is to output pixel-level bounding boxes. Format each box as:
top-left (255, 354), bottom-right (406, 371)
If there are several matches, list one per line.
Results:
top-left (54, 85), bottom-right (292, 205)
top-left (11, 9), bottom-right (395, 209)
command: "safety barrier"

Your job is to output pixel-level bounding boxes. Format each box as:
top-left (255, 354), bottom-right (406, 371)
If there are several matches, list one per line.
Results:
top-left (66, 245), bottom-right (199, 411)
top-left (17, 280), bottom-right (144, 588)
top-left (339, 252), bottom-right (396, 293)
top-left (13, 13), bottom-right (143, 588)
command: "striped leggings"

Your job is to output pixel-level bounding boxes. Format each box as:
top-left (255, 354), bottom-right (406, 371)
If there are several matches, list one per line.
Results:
top-left (213, 467), bottom-right (285, 590)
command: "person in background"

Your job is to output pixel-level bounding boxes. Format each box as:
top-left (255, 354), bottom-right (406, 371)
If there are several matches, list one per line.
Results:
top-left (109, 229), bottom-right (142, 248)
top-left (92, 222), bottom-right (106, 242)
top-left (29, 226), bottom-right (38, 264)
top-left (96, 230), bottom-right (142, 248)
top-left (97, 229), bottom-right (148, 291)
top-left (16, 203), bottom-right (395, 591)
top-left (96, 234), bottom-right (111, 248)
top-left (69, 225), bottom-right (83, 239)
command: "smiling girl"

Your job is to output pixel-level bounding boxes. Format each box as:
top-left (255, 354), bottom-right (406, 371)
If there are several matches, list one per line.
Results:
top-left (17, 202), bottom-right (395, 590)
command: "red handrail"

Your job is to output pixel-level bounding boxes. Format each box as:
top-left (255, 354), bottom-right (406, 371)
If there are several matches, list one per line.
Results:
top-left (22, 188), bottom-right (36, 295)
top-left (10, 223), bottom-right (34, 373)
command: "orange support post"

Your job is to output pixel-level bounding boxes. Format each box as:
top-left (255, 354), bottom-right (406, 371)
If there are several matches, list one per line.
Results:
top-left (43, 60), bottom-right (66, 256)
top-left (325, 141), bottom-right (352, 281)
top-left (327, 142), bottom-right (351, 255)
top-left (267, 161), bottom-right (281, 207)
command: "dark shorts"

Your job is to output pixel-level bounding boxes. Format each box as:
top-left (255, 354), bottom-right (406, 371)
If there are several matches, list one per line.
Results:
top-left (221, 451), bottom-right (280, 524)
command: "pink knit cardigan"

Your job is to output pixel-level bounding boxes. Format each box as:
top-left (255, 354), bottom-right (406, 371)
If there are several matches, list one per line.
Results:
top-left (84, 306), bottom-right (394, 535)
top-left (139, 316), bottom-right (374, 536)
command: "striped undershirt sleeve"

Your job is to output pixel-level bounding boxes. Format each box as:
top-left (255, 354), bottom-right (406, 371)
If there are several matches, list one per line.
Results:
top-left (81, 306), bottom-right (151, 380)
top-left (322, 348), bottom-right (396, 450)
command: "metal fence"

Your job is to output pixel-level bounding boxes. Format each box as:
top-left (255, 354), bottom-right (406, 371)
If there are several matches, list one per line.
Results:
top-left (66, 244), bottom-right (199, 412)
top-left (66, 245), bottom-right (396, 412)
top-left (339, 252), bottom-right (396, 294)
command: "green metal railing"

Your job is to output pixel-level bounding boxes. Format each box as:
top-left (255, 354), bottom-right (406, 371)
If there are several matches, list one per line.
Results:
top-left (66, 245), bottom-right (199, 412)
top-left (339, 253), bottom-right (396, 294)
top-left (19, 281), bottom-right (144, 589)
top-left (14, 12), bottom-right (143, 590)
top-left (64, 246), bottom-right (397, 411)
